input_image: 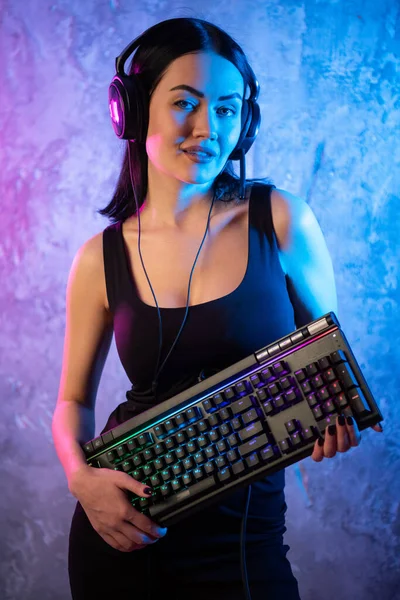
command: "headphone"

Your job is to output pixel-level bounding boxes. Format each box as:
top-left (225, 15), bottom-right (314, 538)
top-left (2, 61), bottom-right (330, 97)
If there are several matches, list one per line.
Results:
top-left (108, 34), bottom-right (261, 395)
top-left (108, 35), bottom-right (261, 159)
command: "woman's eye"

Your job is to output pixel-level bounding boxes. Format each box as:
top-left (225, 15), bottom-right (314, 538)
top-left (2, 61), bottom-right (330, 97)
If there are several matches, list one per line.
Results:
top-left (174, 100), bottom-right (196, 110)
top-left (217, 107), bottom-right (236, 116)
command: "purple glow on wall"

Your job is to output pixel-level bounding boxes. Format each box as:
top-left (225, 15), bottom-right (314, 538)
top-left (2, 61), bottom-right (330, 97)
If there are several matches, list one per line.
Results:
top-left (0, 1), bottom-right (398, 599)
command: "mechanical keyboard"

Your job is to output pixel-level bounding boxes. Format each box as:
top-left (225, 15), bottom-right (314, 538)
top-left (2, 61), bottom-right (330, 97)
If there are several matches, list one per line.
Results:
top-left (82, 312), bottom-right (383, 526)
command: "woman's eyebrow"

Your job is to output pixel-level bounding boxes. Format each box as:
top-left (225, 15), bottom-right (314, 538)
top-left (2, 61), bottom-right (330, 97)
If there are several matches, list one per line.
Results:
top-left (169, 84), bottom-right (242, 101)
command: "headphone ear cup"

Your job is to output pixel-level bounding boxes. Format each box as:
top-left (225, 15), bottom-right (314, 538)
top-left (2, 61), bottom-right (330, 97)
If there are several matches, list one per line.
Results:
top-left (109, 73), bottom-right (148, 142)
top-left (229, 99), bottom-right (261, 160)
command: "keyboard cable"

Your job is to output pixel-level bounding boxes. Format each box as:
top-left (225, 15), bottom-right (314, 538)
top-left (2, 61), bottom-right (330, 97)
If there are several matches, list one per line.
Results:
top-left (241, 484), bottom-right (253, 600)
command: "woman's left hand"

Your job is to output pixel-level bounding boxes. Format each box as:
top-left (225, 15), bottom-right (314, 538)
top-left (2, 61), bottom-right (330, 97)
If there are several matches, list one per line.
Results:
top-left (311, 414), bottom-right (383, 462)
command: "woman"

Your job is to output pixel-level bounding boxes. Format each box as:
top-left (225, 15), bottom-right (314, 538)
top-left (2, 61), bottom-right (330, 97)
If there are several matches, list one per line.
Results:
top-left (52, 17), bottom-right (379, 600)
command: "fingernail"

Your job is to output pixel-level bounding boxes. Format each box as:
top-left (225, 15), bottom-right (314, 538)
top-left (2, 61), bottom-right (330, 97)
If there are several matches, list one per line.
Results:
top-left (377, 423), bottom-right (383, 432)
top-left (318, 437), bottom-right (324, 447)
top-left (328, 425), bottom-right (337, 436)
top-left (143, 487), bottom-right (153, 495)
top-left (346, 416), bottom-right (354, 427)
top-left (158, 527), bottom-right (168, 536)
top-left (338, 415), bottom-right (346, 426)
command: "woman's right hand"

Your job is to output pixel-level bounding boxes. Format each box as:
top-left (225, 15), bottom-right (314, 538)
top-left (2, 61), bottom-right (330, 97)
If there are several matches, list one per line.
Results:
top-left (69, 465), bottom-right (168, 552)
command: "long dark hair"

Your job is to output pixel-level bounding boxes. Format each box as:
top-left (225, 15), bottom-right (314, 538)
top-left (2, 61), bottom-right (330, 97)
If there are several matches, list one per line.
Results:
top-left (99, 18), bottom-right (269, 223)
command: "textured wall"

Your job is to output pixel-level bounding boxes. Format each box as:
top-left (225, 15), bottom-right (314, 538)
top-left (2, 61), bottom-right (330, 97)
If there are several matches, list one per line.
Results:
top-left (0, 0), bottom-right (399, 598)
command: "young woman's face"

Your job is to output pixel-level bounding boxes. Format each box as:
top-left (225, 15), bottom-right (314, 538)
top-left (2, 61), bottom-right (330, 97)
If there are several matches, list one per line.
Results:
top-left (146, 51), bottom-right (245, 185)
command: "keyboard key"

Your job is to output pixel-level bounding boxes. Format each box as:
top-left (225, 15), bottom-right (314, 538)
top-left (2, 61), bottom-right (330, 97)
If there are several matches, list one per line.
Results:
top-left (197, 435), bottom-right (208, 448)
top-left (101, 431), bottom-right (113, 445)
top-left (216, 439), bottom-right (229, 453)
top-left (215, 456), bottom-right (228, 469)
top-left (220, 407), bottom-right (234, 422)
top-left (122, 460), bottom-right (132, 472)
top-left (279, 377), bottom-right (292, 390)
top-left (106, 450), bottom-right (117, 463)
top-left (300, 381), bottom-right (312, 394)
top-left (227, 449), bottom-right (240, 462)
top-left (330, 350), bottom-right (347, 364)
top-left (93, 437), bottom-right (104, 451)
top-left (197, 420), bottom-right (210, 433)
top-left (175, 414), bottom-right (187, 427)
top-left (317, 387), bottom-right (330, 402)
top-left (224, 387), bottom-right (236, 400)
top-left (302, 427), bottom-right (317, 442)
top-left (186, 407), bottom-right (202, 421)
top-left (322, 368), bottom-right (336, 383)
top-left (137, 432), bottom-right (153, 446)
top-left (305, 363), bottom-right (319, 377)
top-left (133, 454), bottom-right (144, 467)
top-left (250, 374), bottom-right (262, 387)
top-left (328, 381), bottom-right (343, 395)
top-left (311, 375), bottom-right (324, 389)
top-left (290, 432), bottom-right (303, 447)
top-left (285, 420), bottom-right (298, 434)
top-left (335, 363), bottom-right (359, 390)
top-left (235, 381), bottom-right (251, 395)
top-left (238, 433), bottom-right (269, 457)
top-left (193, 467), bottom-right (205, 481)
top-left (322, 399), bottom-right (336, 415)
top-left (272, 361), bottom-right (288, 376)
top-left (164, 453), bottom-right (175, 465)
top-left (165, 437), bottom-right (177, 450)
top-left (217, 467), bottom-right (232, 483)
top-left (172, 463), bottom-right (184, 476)
top-left (220, 423), bottom-right (233, 437)
top-left (143, 448), bottom-right (155, 461)
top-left (335, 392), bottom-right (348, 410)
top-left (227, 433), bottom-right (240, 447)
top-left (312, 405), bottom-right (324, 420)
top-left (245, 452), bottom-right (260, 469)
top-left (318, 356), bottom-right (331, 370)
top-left (205, 446), bottom-right (218, 460)
top-left (202, 399), bottom-right (213, 413)
top-left (347, 388), bottom-right (371, 415)
top-left (259, 367), bottom-right (273, 382)
top-left (143, 464), bottom-right (155, 477)
top-left (154, 424), bottom-right (166, 438)
top-left (242, 408), bottom-right (259, 425)
top-left (268, 382), bottom-right (281, 396)
top-left (209, 414), bottom-right (221, 427)
top-left (209, 430), bottom-right (221, 443)
top-left (278, 438), bottom-right (293, 454)
top-left (260, 445), bottom-right (279, 462)
top-left (203, 462), bottom-right (216, 475)
top-left (154, 443), bottom-right (166, 456)
top-left (262, 400), bottom-right (275, 416)
top-left (273, 395), bottom-right (286, 409)
top-left (231, 417), bottom-right (242, 431)
top-left (256, 389), bottom-right (268, 402)
top-left (171, 479), bottom-right (183, 492)
top-left (232, 460), bottom-right (246, 475)
top-left (83, 441), bottom-right (94, 455)
top-left (127, 439), bottom-right (138, 453)
top-left (213, 394), bottom-right (225, 408)
top-left (294, 369), bottom-right (306, 382)
top-left (231, 396), bottom-right (254, 415)
top-left (238, 421), bottom-right (263, 442)
top-left (306, 393), bottom-right (318, 408)
top-left (284, 389), bottom-right (298, 404)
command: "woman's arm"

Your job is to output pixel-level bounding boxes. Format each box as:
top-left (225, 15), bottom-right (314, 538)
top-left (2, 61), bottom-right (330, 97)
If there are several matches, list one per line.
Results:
top-left (52, 232), bottom-right (113, 488)
top-left (271, 188), bottom-right (338, 327)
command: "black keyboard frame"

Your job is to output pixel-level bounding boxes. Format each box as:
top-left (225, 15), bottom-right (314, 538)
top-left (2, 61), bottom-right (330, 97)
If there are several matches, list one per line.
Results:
top-left (82, 312), bottom-right (383, 526)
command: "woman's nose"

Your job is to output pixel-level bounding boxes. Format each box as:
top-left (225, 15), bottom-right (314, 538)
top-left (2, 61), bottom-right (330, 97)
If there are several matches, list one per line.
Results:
top-left (191, 107), bottom-right (217, 140)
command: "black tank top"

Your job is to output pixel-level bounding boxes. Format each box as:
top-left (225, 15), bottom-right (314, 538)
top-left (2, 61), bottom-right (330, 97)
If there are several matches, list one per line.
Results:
top-left (102, 182), bottom-right (296, 531)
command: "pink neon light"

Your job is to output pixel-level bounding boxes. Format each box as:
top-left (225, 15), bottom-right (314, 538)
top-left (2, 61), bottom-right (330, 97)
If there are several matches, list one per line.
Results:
top-left (110, 99), bottom-right (120, 124)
